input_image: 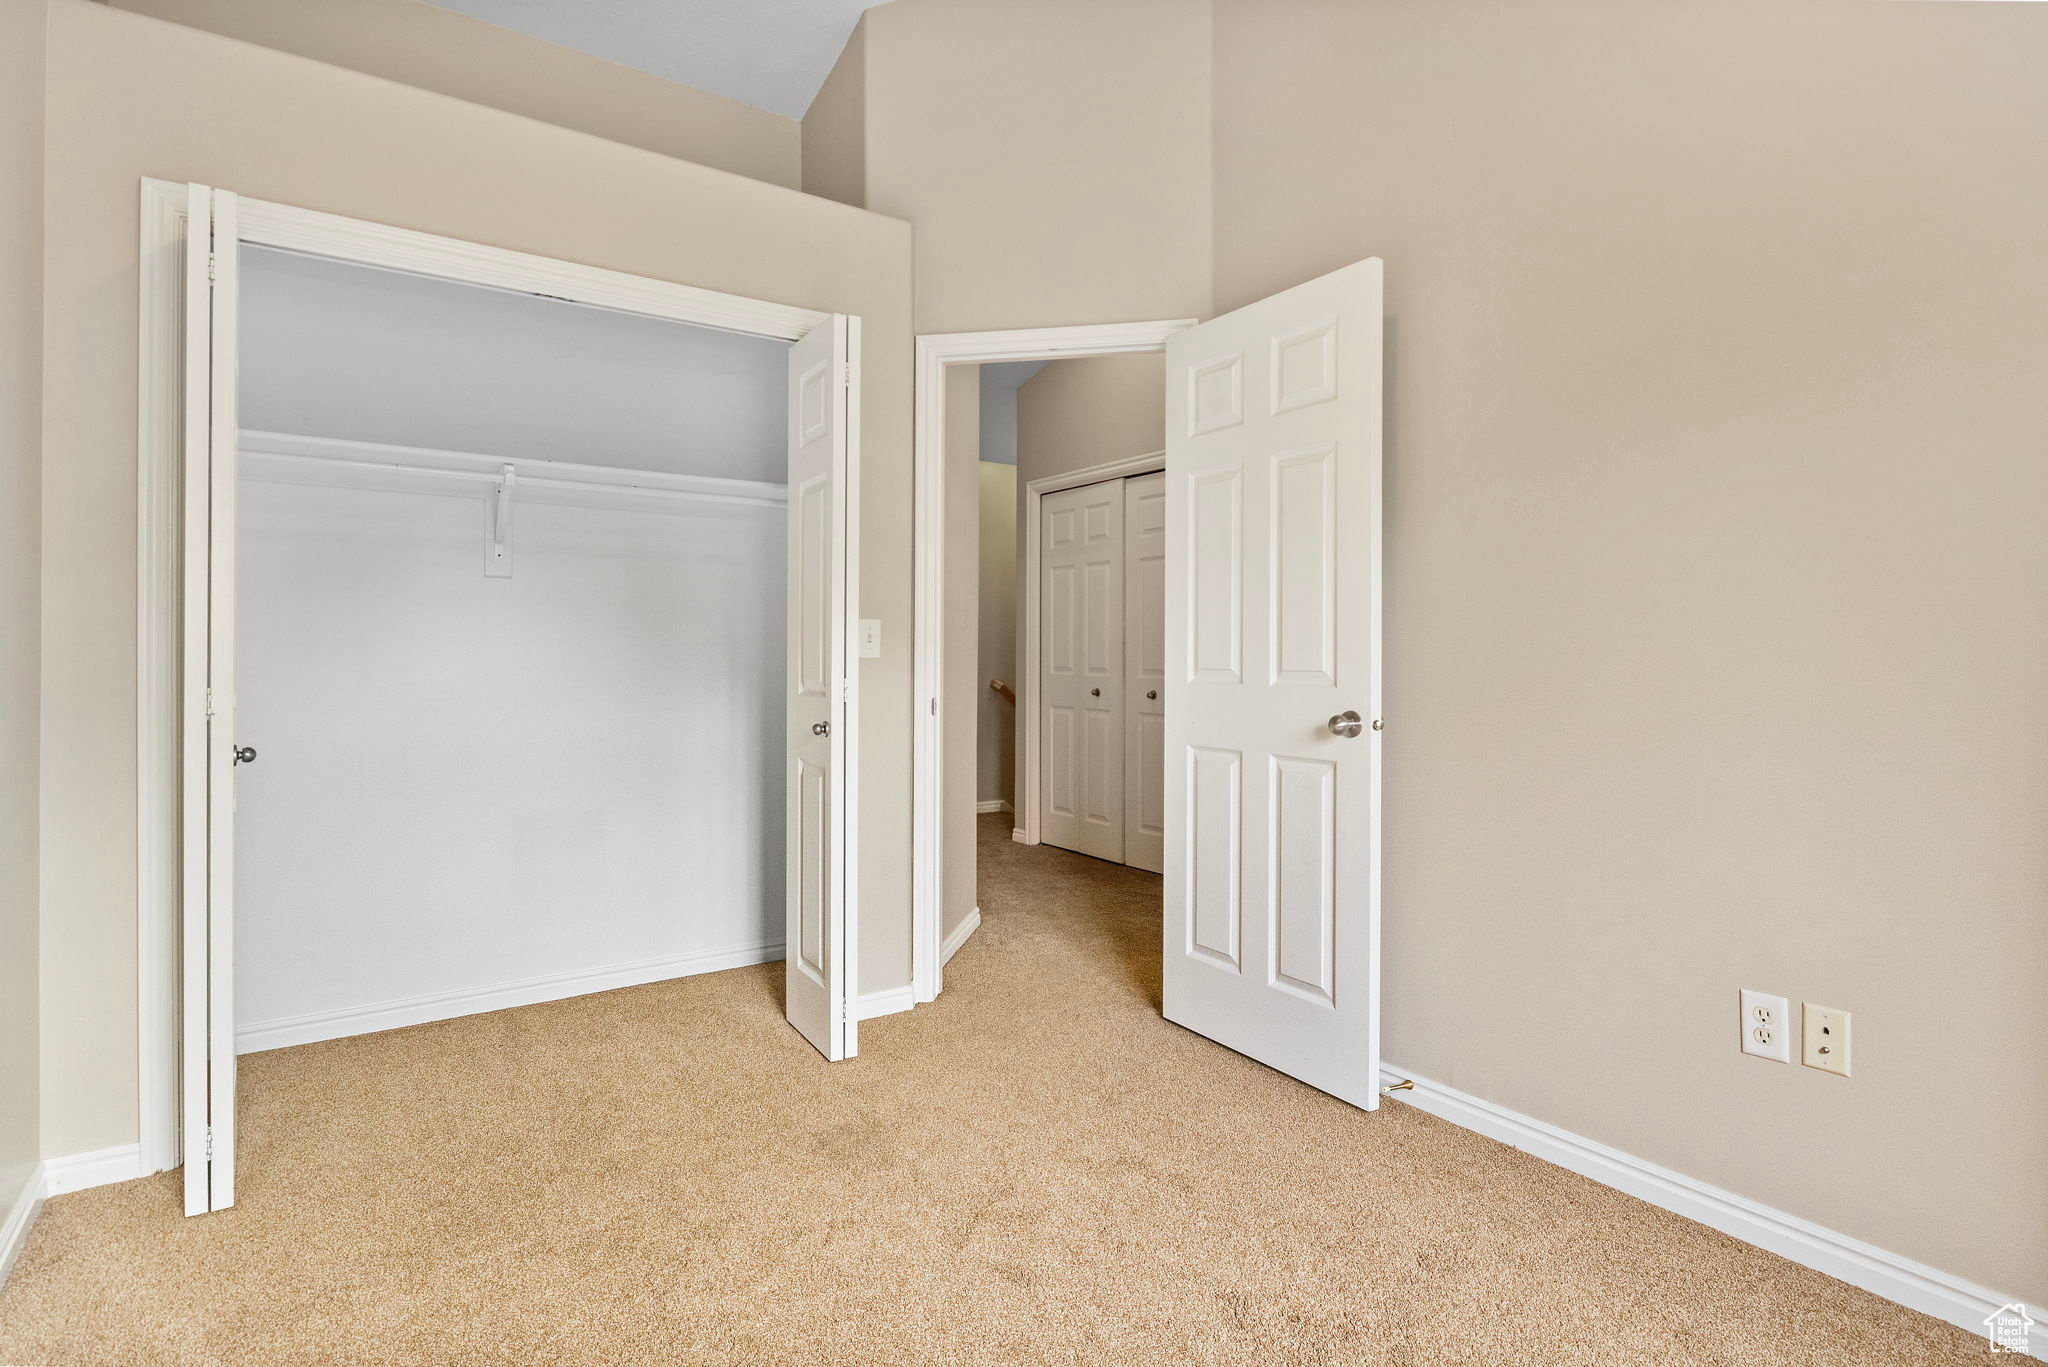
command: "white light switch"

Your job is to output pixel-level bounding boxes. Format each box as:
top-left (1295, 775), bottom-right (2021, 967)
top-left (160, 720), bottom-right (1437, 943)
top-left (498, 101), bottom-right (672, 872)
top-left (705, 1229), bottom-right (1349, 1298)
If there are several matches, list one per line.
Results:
top-left (858, 619), bottom-right (882, 659)
top-left (1740, 989), bottom-right (1790, 1063)
top-left (1802, 1003), bottom-right (1851, 1077)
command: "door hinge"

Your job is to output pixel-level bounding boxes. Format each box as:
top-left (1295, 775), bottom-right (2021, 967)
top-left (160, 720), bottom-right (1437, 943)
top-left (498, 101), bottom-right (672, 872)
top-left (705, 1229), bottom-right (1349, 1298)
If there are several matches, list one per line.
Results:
top-left (930, 697), bottom-right (938, 716)
top-left (206, 253), bottom-right (218, 285)
top-left (842, 362), bottom-right (854, 386)
top-left (204, 688), bottom-right (216, 718)
top-left (202, 1126), bottom-right (215, 1159)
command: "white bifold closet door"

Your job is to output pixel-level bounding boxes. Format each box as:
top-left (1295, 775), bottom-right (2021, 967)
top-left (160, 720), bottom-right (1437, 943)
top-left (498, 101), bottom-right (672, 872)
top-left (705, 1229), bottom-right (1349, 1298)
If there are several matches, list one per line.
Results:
top-left (1039, 478), bottom-right (1127, 862)
top-left (1039, 471), bottom-right (1166, 871)
top-left (784, 316), bottom-right (854, 1062)
top-left (1163, 259), bottom-right (1383, 1111)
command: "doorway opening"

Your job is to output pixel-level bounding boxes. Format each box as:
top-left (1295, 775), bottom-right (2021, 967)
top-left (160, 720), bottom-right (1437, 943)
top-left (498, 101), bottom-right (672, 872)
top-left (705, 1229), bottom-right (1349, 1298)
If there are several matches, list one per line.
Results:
top-left (138, 183), bottom-right (863, 1213)
top-left (913, 263), bottom-right (1386, 1113)
top-left (911, 323), bottom-right (1193, 1002)
top-left (232, 244), bottom-right (794, 1057)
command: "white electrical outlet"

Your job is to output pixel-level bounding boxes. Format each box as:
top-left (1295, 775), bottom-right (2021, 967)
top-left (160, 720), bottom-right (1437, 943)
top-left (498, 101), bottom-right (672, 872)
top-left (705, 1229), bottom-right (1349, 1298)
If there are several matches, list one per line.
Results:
top-left (1802, 1003), bottom-right (1851, 1077)
top-left (858, 619), bottom-right (882, 659)
top-left (1740, 989), bottom-right (1791, 1062)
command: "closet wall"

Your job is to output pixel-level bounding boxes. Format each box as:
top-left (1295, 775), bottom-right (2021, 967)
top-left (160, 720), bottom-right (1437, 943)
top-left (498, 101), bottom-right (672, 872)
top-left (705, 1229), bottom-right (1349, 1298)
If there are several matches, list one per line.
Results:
top-left (235, 247), bottom-right (790, 1050)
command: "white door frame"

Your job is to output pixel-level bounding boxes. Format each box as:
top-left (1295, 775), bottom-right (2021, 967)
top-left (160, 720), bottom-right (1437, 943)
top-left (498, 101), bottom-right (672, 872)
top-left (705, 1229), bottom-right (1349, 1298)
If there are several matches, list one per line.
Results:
top-left (911, 320), bottom-right (1194, 1002)
top-left (1019, 450), bottom-right (1165, 850)
top-left (135, 177), bottom-right (864, 1176)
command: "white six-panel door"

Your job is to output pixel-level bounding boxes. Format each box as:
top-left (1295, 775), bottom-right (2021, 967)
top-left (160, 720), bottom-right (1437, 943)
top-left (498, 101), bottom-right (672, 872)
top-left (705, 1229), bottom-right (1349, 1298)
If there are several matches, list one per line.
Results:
top-left (785, 316), bottom-right (854, 1061)
top-left (1163, 260), bottom-right (1383, 1110)
top-left (1038, 479), bottom-right (1126, 863)
top-left (1122, 471), bottom-right (1167, 875)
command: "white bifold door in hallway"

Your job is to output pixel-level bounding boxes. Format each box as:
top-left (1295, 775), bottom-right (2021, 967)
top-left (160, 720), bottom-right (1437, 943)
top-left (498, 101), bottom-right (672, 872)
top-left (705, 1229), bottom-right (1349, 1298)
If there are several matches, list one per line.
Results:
top-left (1163, 260), bottom-right (1384, 1111)
top-left (173, 184), bottom-right (861, 1214)
top-left (1038, 470), bottom-right (1166, 873)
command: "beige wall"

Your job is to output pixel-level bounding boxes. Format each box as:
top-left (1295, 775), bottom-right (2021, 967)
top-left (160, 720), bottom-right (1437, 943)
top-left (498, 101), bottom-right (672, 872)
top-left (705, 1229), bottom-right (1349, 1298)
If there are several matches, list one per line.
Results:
top-left (812, 0), bottom-right (1211, 954)
top-left (1015, 356), bottom-right (1167, 490)
top-left (940, 366), bottom-right (981, 939)
top-left (39, 0), bottom-right (912, 1157)
top-left (1214, 0), bottom-right (2048, 1304)
top-left (1013, 355), bottom-right (1167, 835)
top-left (106, 0), bottom-right (801, 189)
top-left (0, 0), bottom-right (46, 1224)
top-left (977, 462), bottom-right (1016, 809)
top-left (859, 0), bottom-right (1212, 333)
top-left (800, 15), bottom-right (864, 209)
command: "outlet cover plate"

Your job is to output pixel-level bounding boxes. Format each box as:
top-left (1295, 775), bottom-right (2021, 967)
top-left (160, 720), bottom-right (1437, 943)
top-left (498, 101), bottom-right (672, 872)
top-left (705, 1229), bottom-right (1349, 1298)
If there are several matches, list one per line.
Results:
top-left (858, 618), bottom-right (882, 659)
top-left (1740, 989), bottom-right (1791, 1062)
top-left (1802, 1002), bottom-right (1851, 1077)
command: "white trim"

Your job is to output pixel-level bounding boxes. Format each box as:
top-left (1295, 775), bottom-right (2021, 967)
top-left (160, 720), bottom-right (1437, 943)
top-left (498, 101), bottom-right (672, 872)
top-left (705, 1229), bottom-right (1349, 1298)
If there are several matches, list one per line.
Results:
top-left (912, 321), bottom-right (1195, 1004)
top-left (237, 942), bottom-right (785, 1054)
top-left (238, 431), bottom-right (790, 513)
top-left (1379, 1065), bottom-right (2046, 1354)
top-left (1011, 828), bottom-right (1028, 844)
top-left (0, 1167), bottom-right (44, 1287)
top-left (41, 1145), bottom-right (147, 1198)
top-left (235, 197), bottom-right (828, 342)
top-left (854, 985), bottom-right (916, 1021)
top-left (973, 799), bottom-right (1012, 815)
top-left (1018, 450), bottom-right (1166, 849)
top-left (941, 907), bottom-right (981, 965)
top-left (139, 178), bottom-right (863, 1179)
top-left (840, 314), bottom-right (865, 1059)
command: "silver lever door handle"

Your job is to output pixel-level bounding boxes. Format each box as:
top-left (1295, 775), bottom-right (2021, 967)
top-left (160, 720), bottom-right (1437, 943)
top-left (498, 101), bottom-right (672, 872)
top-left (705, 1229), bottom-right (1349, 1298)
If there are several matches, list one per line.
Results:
top-left (812, 721), bottom-right (831, 737)
top-left (1328, 711), bottom-right (1364, 738)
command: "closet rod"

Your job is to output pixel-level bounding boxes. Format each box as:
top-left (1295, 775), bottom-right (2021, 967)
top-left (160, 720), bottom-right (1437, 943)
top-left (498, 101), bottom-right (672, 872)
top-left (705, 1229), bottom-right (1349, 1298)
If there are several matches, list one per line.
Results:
top-left (238, 430), bottom-right (790, 510)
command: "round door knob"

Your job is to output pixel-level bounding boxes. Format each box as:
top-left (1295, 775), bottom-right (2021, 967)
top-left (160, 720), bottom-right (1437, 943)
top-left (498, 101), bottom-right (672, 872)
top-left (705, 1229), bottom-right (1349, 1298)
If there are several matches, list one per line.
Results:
top-left (232, 745), bottom-right (257, 765)
top-left (811, 721), bottom-right (831, 737)
top-left (1328, 711), bottom-right (1364, 738)
top-left (1146, 690), bottom-right (1157, 701)
top-left (1090, 687), bottom-right (1101, 697)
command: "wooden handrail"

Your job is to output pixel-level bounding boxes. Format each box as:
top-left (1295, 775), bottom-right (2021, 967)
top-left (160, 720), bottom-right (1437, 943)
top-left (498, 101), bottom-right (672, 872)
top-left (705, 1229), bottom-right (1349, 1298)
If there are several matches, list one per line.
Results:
top-left (988, 679), bottom-right (1016, 706)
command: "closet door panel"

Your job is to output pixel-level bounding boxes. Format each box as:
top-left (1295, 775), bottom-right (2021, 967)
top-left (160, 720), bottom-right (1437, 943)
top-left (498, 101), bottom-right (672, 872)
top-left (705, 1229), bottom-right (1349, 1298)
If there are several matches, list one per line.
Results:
top-left (1123, 470), bottom-right (1167, 874)
top-left (784, 319), bottom-right (851, 1061)
top-left (1039, 479), bottom-right (1125, 863)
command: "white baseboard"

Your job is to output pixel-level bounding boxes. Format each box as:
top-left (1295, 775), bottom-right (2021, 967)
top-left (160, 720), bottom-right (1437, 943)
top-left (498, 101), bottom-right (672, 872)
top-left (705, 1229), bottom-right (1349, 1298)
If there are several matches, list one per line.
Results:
top-left (1378, 1064), bottom-right (2042, 1356)
top-left (41, 1143), bottom-right (146, 1198)
top-left (855, 985), bottom-right (916, 1020)
top-left (0, 1164), bottom-right (45, 1287)
top-left (941, 907), bottom-right (981, 965)
top-left (1011, 828), bottom-right (1030, 844)
top-left (974, 799), bottom-right (1013, 815)
top-left (237, 940), bottom-right (785, 1053)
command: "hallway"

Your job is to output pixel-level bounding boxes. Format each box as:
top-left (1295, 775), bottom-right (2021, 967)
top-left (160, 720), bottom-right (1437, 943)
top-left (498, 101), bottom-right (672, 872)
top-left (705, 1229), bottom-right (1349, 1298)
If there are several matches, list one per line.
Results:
top-left (0, 814), bottom-right (1979, 1365)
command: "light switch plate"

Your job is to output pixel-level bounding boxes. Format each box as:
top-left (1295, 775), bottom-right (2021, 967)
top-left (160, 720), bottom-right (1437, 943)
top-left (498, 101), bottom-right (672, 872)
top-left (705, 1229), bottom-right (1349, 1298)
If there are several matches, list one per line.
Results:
top-left (1802, 1003), bottom-right (1851, 1077)
top-left (858, 619), bottom-right (882, 659)
top-left (1740, 989), bottom-right (1790, 1062)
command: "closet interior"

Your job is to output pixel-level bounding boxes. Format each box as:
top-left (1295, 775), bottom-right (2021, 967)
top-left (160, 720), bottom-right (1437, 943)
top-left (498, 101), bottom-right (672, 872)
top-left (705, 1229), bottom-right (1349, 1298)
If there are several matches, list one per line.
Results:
top-left (232, 245), bottom-right (795, 1053)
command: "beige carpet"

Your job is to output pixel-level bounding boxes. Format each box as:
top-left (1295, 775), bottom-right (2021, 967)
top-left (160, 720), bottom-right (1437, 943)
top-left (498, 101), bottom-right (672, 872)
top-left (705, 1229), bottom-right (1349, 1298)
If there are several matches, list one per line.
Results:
top-left (0, 816), bottom-right (1982, 1365)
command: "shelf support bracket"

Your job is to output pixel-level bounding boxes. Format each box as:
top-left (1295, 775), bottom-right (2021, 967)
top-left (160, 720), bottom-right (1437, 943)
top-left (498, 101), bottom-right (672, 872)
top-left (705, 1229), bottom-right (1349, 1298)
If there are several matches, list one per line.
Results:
top-left (485, 463), bottom-right (515, 578)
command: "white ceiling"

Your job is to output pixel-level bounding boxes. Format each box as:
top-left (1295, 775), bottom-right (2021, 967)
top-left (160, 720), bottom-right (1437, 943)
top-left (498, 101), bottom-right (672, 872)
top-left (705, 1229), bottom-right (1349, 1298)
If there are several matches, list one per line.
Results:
top-left (416, 0), bottom-right (893, 119)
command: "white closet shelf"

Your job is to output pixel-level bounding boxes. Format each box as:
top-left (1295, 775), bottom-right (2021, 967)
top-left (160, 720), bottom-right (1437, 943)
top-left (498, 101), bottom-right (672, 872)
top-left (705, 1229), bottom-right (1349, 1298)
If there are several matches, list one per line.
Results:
top-left (239, 430), bottom-right (789, 514)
